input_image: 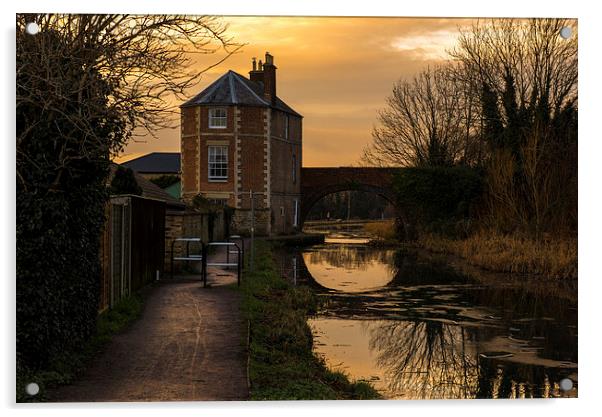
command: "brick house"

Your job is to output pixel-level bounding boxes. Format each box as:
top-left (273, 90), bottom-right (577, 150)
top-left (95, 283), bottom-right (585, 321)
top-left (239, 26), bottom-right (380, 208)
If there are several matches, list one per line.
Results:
top-left (180, 52), bottom-right (302, 235)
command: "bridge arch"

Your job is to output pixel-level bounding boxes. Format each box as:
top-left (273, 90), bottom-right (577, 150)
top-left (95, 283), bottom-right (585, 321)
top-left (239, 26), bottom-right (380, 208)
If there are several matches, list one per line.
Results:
top-left (299, 167), bottom-right (412, 239)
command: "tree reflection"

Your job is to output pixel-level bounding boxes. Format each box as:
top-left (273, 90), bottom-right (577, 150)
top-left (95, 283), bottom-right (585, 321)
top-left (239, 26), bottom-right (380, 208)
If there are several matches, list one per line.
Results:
top-left (303, 245), bottom-right (397, 273)
top-left (369, 320), bottom-right (478, 399)
top-left (368, 320), bottom-right (572, 398)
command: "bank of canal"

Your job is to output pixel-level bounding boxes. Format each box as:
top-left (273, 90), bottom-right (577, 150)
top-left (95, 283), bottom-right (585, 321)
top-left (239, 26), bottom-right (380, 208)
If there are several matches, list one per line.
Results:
top-left (242, 240), bottom-right (381, 400)
top-left (274, 231), bottom-right (578, 400)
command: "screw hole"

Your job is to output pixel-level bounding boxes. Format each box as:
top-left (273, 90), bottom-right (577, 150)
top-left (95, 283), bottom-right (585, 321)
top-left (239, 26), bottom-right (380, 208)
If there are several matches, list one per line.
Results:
top-left (25, 22), bottom-right (39, 35)
top-left (560, 27), bottom-right (572, 39)
top-left (25, 382), bottom-right (40, 396)
top-left (559, 378), bottom-right (573, 391)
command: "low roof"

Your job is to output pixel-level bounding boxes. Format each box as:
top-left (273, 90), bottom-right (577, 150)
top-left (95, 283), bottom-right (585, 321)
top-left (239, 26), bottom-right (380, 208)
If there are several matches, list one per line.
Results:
top-left (122, 152), bottom-right (181, 174)
top-left (180, 70), bottom-right (302, 117)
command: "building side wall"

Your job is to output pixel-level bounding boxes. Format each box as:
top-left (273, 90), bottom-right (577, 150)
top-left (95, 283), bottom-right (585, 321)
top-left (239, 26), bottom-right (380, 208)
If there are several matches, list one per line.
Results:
top-left (237, 107), bottom-right (269, 217)
top-left (270, 110), bottom-right (302, 234)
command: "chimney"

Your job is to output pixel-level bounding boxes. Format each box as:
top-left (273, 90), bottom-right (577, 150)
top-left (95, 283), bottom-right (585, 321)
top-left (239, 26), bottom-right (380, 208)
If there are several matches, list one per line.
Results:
top-left (249, 57), bottom-right (264, 84)
top-left (262, 52), bottom-right (276, 104)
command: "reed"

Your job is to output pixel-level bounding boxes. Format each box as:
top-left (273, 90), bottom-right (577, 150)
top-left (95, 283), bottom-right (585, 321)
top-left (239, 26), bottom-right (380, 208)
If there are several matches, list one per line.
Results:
top-left (419, 232), bottom-right (577, 280)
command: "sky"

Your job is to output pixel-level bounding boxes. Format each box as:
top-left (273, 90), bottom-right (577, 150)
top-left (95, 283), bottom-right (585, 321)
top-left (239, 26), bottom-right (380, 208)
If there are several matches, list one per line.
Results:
top-left (118, 17), bottom-right (476, 167)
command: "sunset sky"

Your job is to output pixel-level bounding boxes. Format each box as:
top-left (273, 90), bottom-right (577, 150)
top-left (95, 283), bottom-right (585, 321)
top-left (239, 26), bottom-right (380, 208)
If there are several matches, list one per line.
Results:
top-left (119, 17), bottom-right (476, 166)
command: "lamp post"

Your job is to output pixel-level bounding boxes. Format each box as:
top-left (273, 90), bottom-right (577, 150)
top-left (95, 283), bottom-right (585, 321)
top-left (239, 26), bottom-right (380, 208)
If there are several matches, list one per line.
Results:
top-left (248, 190), bottom-right (264, 272)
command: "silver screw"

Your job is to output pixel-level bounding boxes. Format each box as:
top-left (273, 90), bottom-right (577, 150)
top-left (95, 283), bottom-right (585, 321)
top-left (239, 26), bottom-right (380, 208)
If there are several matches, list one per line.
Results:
top-left (560, 27), bottom-right (572, 39)
top-left (25, 382), bottom-right (39, 396)
top-left (559, 378), bottom-right (573, 391)
top-left (25, 22), bottom-right (39, 35)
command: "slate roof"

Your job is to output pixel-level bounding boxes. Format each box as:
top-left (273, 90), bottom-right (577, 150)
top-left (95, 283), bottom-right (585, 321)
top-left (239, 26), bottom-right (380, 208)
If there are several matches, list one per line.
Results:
top-left (122, 152), bottom-right (181, 174)
top-left (180, 70), bottom-right (302, 117)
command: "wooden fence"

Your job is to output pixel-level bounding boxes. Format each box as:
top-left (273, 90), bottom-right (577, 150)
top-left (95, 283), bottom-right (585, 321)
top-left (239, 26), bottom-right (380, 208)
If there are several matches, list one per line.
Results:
top-left (99, 195), bottom-right (166, 312)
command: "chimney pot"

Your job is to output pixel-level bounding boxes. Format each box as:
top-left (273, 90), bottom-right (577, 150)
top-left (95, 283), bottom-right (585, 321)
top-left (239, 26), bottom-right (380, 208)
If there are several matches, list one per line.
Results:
top-left (265, 52), bottom-right (274, 65)
top-left (249, 58), bottom-right (264, 84)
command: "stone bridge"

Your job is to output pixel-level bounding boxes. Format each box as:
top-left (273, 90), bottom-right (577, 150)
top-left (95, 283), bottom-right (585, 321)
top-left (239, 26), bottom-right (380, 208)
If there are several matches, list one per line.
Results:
top-left (300, 167), bottom-right (407, 233)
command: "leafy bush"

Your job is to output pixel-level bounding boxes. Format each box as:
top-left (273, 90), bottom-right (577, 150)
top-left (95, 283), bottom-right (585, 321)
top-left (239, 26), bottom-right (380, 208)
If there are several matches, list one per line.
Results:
top-left (149, 174), bottom-right (180, 189)
top-left (17, 294), bottom-right (144, 402)
top-left (110, 166), bottom-right (142, 195)
top-left (16, 28), bottom-right (119, 377)
top-left (393, 166), bottom-right (484, 237)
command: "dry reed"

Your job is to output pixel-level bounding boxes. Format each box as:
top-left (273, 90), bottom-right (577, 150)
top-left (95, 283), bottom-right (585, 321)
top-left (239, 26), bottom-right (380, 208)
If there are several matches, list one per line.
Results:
top-left (419, 232), bottom-right (577, 280)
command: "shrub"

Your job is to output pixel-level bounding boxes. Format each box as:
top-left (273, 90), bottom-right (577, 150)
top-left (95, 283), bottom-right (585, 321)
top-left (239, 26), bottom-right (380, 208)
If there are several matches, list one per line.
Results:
top-left (110, 166), bottom-right (142, 195)
top-left (16, 27), bottom-right (117, 375)
top-left (393, 166), bottom-right (484, 237)
top-left (149, 174), bottom-right (180, 189)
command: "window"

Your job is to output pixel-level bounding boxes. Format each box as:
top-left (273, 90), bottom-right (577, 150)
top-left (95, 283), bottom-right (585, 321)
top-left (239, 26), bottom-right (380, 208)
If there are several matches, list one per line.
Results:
top-left (292, 154), bottom-right (297, 184)
top-left (208, 108), bottom-right (227, 128)
top-left (280, 206), bottom-right (285, 217)
top-left (208, 146), bottom-right (228, 181)
top-left (293, 199), bottom-right (299, 227)
top-left (284, 115), bottom-right (289, 139)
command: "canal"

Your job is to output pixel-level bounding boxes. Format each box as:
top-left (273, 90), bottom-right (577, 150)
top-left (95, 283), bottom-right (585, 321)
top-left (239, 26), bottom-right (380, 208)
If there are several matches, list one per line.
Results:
top-left (275, 226), bottom-right (578, 399)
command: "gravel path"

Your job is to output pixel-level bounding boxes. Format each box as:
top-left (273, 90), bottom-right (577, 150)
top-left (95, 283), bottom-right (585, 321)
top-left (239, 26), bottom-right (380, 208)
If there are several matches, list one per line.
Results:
top-left (50, 279), bottom-right (248, 402)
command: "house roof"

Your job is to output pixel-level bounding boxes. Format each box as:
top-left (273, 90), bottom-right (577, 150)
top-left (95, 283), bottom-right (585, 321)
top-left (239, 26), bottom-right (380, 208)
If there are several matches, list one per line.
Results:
top-left (121, 152), bottom-right (181, 174)
top-left (180, 70), bottom-right (302, 117)
top-left (109, 164), bottom-right (185, 210)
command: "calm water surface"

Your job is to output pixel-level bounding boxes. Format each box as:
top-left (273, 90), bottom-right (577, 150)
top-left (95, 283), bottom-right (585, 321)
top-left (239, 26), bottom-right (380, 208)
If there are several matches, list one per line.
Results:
top-left (276, 232), bottom-right (578, 399)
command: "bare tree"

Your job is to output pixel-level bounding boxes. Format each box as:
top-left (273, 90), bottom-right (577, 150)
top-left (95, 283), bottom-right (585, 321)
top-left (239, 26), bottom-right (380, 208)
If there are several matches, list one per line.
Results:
top-left (16, 14), bottom-right (242, 190)
top-left (362, 65), bottom-right (476, 167)
top-left (450, 18), bottom-right (577, 120)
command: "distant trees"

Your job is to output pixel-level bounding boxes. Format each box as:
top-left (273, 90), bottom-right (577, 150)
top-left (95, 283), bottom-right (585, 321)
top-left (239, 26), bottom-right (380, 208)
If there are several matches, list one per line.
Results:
top-left (364, 18), bottom-right (577, 237)
top-left (307, 191), bottom-right (395, 221)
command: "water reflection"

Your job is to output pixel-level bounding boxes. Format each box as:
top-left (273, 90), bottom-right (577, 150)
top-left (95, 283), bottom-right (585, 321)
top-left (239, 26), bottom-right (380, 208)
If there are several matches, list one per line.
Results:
top-left (302, 244), bottom-right (396, 292)
top-left (281, 240), bottom-right (578, 399)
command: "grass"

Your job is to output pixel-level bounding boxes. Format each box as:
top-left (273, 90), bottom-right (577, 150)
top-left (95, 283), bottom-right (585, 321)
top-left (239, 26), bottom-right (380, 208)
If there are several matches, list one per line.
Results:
top-left (16, 293), bottom-right (145, 402)
top-left (242, 240), bottom-right (381, 400)
top-left (419, 232), bottom-right (577, 280)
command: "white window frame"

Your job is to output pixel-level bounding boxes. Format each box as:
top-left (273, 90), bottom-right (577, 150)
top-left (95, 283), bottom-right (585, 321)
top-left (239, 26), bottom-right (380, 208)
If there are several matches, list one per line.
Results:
top-left (208, 145), bottom-right (228, 182)
top-left (293, 199), bottom-right (299, 227)
top-left (208, 108), bottom-right (227, 129)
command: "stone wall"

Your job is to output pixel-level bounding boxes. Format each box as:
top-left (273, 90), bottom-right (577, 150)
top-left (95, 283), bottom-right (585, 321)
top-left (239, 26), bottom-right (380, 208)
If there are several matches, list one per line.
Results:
top-left (165, 208), bottom-right (229, 272)
top-left (231, 208), bottom-right (271, 236)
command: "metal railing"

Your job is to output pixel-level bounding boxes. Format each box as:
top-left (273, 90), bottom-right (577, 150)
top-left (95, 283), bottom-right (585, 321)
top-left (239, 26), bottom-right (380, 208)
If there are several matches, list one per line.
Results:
top-left (204, 242), bottom-right (242, 287)
top-left (170, 237), bottom-right (243, 287)
top-left (226, 235), bottom-right (244, 269)
top-left (170, 237), bottom-right (204, 283)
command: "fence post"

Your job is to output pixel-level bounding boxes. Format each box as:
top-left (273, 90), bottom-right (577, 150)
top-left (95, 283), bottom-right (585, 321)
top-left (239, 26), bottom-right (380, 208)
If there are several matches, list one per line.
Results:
top-left (202, 243), bottom-right (207, 288)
